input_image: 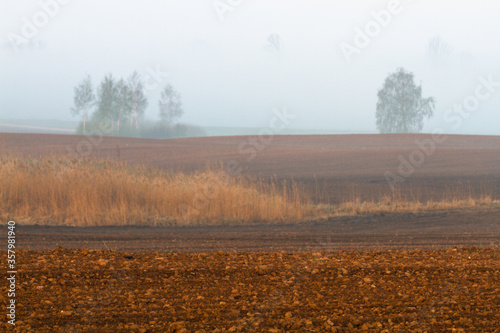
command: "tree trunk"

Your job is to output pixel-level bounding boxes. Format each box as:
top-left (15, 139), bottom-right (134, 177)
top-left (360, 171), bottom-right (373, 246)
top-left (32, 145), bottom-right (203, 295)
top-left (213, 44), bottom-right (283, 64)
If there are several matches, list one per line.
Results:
top-left (117, 112), bottom-right (121, 136)
top-left (169, 98), bottom-right (172, 126)
top-left (131, 90), bottom-right (136, 127)
top-left (83, 102), bottom-right (86, 135)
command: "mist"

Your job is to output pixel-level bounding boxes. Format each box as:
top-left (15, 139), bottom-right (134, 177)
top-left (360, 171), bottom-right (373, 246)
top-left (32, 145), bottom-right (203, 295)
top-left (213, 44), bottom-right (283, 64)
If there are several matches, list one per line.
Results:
top-left (1, 0), bottom-right (499, 135)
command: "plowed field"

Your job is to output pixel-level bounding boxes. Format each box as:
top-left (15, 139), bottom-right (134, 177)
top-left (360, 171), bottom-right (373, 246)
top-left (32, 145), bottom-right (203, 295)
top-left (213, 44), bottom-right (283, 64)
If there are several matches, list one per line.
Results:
top-left (2, 247), bottom-right (499, 332)
top-left (2, 133), bottom-right (500, 331)
top-left (2, 133), bottom-right (500, 203)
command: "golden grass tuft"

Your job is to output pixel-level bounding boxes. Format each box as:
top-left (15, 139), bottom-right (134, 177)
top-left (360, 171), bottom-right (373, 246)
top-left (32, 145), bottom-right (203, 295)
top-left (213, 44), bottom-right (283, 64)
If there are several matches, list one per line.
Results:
top-left (0, 155), bottom-right (312, 226)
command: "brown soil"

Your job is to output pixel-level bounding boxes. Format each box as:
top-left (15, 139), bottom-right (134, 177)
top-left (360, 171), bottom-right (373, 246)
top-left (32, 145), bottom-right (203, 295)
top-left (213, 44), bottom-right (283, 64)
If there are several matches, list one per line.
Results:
top-left (2, 133), bottom-right (500, 203)
top-left (10, 208), bottom-right (500, 252)
top-left (2, 247), bottom-right (499, 332)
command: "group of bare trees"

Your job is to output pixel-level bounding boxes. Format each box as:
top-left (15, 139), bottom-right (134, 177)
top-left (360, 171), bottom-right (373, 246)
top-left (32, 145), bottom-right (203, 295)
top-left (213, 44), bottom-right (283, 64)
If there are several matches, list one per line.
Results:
top-left (71, 73), bottom-right (183, 136)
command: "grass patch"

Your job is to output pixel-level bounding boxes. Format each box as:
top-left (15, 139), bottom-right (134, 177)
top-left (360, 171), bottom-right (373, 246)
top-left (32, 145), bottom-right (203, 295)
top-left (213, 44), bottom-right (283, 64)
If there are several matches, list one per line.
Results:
top-left (314, 194), bottom-right (498, 218)
top-left (0, 155), bottom-right (312, 226)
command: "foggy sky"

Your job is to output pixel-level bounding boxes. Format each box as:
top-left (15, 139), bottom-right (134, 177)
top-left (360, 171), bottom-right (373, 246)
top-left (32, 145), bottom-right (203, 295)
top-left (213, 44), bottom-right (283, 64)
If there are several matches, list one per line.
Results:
top-left (1, 0), bottom-right (499, 134)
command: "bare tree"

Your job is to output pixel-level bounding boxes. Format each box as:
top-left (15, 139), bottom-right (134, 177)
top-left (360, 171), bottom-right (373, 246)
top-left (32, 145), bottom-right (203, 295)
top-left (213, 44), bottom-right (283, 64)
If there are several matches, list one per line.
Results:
top-left (427, 36), bottom-right (453, 64)
top-left (376, 68), bottom-right (435, 133)
top-left (264, 33), bottom-right (283, 53)
top-left (159, 84), bottom-right (183, 126)
top-left (71, 75), bottom-right (95, 135)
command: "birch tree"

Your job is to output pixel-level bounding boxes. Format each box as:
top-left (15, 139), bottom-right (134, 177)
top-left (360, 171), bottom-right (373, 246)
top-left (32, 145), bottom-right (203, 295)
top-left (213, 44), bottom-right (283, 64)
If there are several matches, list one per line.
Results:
top-left (94, 74), bottom-right (118, 132)
top-left (159, 84), bottom-right (183, 126)
top-left (376, 68), bottom-right (435, 133)
top-left (71, 75), bottom-right (95, 135)
top-left (128, 71), bottom-right (148, 129)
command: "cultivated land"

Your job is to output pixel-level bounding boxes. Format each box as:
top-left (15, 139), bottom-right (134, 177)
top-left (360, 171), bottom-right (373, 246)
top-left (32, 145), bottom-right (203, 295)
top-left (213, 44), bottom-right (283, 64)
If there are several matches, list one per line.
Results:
top-left (2, 132), bottom-right (500, 203)
top-left (2, 248), bottom-right (499, 332)
top-left (1, 133), bottom-right (499, 332)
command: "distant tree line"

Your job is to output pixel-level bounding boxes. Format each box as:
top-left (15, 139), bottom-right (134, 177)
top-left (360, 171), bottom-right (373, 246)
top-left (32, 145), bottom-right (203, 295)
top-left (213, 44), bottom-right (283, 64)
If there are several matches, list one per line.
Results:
top-left (71, 73), bottom-right (205, 138)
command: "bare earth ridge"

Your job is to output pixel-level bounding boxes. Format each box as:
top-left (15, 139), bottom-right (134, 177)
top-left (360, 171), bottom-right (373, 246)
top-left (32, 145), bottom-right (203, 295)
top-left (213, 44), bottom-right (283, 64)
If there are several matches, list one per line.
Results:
top-left (12, 208), bottom-right (500, 252)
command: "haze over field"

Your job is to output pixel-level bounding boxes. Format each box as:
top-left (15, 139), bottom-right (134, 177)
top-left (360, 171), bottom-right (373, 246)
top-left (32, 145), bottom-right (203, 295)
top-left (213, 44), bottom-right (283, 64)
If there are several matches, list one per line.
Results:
top-left (1, 0), bottom-right (500, 134)
top-left (3, 4), bottom-right (500, 331)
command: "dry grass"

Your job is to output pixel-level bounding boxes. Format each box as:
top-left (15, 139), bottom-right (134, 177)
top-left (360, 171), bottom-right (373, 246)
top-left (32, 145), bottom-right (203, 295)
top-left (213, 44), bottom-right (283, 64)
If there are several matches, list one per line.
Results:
top-left (0, 155), bottom-right (311, 226)
top-left (314, 193), bottom-right (498, 218)
top-left (1, 155), bottom-right (498, 226)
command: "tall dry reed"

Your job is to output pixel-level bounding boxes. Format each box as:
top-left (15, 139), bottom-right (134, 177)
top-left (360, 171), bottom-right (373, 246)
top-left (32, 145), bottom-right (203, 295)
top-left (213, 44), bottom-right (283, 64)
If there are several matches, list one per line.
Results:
top-left (0, 155), bottom-right (312, 226)
top-left (2, 155), bottom-right (497, 226)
